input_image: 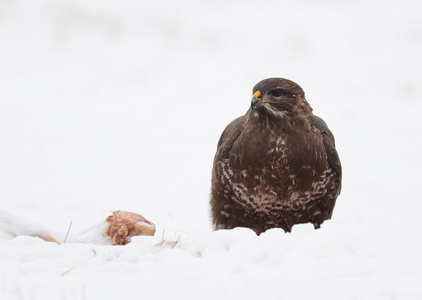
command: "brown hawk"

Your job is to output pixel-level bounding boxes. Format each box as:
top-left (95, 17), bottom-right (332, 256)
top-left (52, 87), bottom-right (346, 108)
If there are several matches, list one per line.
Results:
top-left (210, 78), bottom-right (342, 234)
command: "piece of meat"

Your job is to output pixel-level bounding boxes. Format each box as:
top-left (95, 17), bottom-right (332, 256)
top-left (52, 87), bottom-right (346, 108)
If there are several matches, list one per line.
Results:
top-left (105, 210), bottom-right (156, 245)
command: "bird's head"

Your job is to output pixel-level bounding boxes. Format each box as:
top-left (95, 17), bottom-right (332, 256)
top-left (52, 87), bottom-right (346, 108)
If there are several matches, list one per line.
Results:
top-left (250, 78), bottom-right (312, 117)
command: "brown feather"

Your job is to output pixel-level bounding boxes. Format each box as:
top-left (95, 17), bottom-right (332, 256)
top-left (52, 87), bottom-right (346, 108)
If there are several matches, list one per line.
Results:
top-left (210, 78), bottom-right (342, 234)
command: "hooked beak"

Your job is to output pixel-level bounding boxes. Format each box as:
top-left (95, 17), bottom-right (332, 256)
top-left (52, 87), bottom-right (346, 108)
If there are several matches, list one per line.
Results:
top-left (251, 91), bottom-right (261, 110)
top-left (251, 90), bottom-right (276, 110)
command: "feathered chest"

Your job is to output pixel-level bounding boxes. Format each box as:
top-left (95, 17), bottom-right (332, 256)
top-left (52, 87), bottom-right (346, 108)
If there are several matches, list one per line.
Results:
top-left (228, 120), bottom-right (328, 194)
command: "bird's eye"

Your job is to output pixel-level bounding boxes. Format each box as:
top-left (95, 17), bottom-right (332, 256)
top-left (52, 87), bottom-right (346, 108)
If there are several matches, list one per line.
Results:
top-left (271, 89), bottom-right (283, 97)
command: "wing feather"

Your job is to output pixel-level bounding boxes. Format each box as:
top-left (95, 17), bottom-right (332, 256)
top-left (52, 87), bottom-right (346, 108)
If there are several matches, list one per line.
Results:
top-left (214, 116), bottom-right (246, 161)
top-left (311, 115), bottom-right (342, 191)
top-left (211, 115), bottom-right (246, 229)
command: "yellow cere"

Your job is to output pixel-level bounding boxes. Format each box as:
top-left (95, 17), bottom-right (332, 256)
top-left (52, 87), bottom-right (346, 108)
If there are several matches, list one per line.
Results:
top-left (253, 90), bottom-right (275, 104)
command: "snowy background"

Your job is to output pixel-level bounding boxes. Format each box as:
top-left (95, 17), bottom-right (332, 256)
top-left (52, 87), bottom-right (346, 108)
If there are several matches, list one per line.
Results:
top-left (1, 0), bottom-right (422, 299)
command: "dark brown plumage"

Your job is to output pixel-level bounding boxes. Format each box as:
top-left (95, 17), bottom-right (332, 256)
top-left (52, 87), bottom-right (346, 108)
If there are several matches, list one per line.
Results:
top-left (210, 78), bottom-right (342, 234)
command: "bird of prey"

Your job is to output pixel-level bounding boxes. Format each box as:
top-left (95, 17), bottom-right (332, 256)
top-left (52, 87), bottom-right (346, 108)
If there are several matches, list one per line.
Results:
top-left (210, 78), bottom-right (342, 234)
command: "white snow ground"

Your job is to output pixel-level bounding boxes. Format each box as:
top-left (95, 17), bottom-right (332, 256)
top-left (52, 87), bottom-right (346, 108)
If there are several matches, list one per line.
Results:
top-left (1, 0), bottom-right (422, 299)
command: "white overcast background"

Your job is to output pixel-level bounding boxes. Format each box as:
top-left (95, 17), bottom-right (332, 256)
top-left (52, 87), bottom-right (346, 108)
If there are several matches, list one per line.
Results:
top-left (0, 0), bottom-right (421, 299)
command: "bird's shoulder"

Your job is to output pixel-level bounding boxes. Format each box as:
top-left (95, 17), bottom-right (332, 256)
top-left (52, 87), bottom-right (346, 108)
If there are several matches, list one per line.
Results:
top-left (310, 114), bottom-right (342, 176)
top-left (215, 115), bottom-right (246, 160)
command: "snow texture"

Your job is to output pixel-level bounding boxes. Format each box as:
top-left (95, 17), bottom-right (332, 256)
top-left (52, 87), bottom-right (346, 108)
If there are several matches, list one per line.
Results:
top-left (0, 210), bottom-right (52, 240)
top-left (1, 0), bottom-right (422, 299)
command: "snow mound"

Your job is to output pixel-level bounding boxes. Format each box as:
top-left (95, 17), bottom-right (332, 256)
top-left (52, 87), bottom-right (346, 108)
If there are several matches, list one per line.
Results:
top-left (0, 210), bottom-right (52, 240)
